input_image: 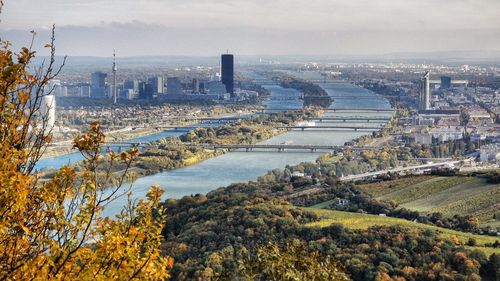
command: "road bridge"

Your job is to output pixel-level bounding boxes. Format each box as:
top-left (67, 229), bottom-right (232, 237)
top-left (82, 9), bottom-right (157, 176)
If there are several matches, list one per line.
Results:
top-left (268, 96), bottom-right (303, 101)
top-left (47, 141), bottom-right (149, 150)
top-left (265, 108), bottom-right (395, 113)
top-left (48, 141), bottom-right (379, 153)
top-left (278, 125), bottom-right (384, 131)
top-left (161, 116), bottom-right (248, 122)
top-left (311, 117), bottom-right (391, 122)
top-left (329, 96), bottom-right (382, 99)
top-left (152, 126), bottom-right (208, 131)
top-left (193, 143), bottom-right (377, 153)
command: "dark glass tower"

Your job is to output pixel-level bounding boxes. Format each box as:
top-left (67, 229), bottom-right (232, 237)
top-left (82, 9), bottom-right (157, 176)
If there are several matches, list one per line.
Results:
top-left (440, 76), bottom-right (451, 89)
top-left (221, 54), bottom-right (234, 97)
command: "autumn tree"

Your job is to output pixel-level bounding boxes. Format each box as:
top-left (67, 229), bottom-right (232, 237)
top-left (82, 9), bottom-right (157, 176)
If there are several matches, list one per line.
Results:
top-left (0, 4), bottom-right (172, 280)
top-left (235, 243), bottom-right (351, 281)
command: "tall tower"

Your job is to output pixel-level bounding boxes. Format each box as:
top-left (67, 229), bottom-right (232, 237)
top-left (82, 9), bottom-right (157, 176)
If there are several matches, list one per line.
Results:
top-left (112, 50), bottom-right (117, 104)
top-left (420, 71), bottom-right (430, 110)
top-left (221, 53), bottom-right (234, 97)
top-left (41, 94), bottom-right (56, 135)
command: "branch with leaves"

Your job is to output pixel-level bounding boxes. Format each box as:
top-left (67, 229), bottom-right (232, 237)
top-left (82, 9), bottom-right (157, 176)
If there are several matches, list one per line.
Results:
top-left (0, 25), bottom-right (172, 280)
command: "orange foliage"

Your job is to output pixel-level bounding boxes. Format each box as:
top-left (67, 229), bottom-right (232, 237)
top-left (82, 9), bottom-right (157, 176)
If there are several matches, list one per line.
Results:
top-left (0, 28), bottom-right (172, 279)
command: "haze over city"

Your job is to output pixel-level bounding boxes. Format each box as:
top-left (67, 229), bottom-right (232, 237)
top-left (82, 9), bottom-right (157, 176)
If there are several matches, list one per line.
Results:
top-left (1, 0), bottom-right (500, 279)
top-left (1, 0), bottom-right (500, 57)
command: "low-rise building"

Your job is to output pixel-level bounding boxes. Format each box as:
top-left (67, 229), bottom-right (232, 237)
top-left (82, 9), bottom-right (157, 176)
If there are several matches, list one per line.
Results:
top-left (430, 126), bottom-right (464, 142)
top-left (479, 144), bottom-right (500, 162)
top-left (412, 133), bottom-right (432, 145)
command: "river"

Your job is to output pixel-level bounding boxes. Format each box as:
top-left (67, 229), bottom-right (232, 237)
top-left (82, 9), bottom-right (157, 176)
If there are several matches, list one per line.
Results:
top-left (34, 74), bottom-right (392, 217)
top-left (98, 77), bottom-right (392, 217)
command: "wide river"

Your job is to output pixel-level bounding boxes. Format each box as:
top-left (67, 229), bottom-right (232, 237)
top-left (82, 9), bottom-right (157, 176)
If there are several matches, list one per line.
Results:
top-left (37, 75), bottom-right (393, 217)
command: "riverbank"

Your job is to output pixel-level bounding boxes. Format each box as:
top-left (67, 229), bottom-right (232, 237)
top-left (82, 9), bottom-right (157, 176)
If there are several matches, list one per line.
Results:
top-left (41, 105), bottom-right (262, 160)
top-left (114, 110), bottom-right (319, 180)
top-left (40, 110), bottom-right (320, 183)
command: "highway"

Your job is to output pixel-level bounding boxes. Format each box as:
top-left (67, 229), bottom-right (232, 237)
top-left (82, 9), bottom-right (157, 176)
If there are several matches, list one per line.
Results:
top-left (339, 160), bottom-right (467, 182)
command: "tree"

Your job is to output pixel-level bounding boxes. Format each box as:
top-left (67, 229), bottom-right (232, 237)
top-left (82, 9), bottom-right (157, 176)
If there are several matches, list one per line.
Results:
top-left (236, 243), bottom-right (351, 281)
top-left (0, 11), bottom-right (172, 280)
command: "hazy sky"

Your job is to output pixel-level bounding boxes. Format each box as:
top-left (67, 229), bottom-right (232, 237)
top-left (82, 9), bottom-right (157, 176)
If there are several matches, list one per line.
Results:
top-left (1, 0), bottom-right (499, 56)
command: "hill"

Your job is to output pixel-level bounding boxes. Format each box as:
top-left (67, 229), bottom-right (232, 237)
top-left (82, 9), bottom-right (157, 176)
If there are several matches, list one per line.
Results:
top-left (357, 175), bottom-right (500, 227)
top-left (304, 208), bottom-right (500, 257)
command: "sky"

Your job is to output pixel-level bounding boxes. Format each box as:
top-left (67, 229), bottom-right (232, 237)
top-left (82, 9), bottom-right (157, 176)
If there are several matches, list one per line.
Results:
top-left (1, 0), bottom-right (499, 57)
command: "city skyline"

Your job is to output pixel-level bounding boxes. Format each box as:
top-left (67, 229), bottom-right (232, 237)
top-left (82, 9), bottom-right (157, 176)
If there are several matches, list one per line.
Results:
top-left (1, 0), bottom-right (499, 57)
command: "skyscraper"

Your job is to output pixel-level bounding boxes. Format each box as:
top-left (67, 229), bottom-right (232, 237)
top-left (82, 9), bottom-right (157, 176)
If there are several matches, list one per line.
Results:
top-left (124, 80), bottom-right (139, 92)
top-left (40, 95), bottom-right (56, 134)
top-left (440, 76), bottom-right (452, 89)
top-left (138, 81), bottom-right (148, 99)
top-left (123, 79), bottom-right (139, 99)
top-left (192, 78), bottom-right (200, 93)
top-left (167, 77), bottom-right (183, 95)
top-left (112, 50), bottom-right (117, 104)
top-left (90, 72), bottom-right (107, 98)
top-left (221, 54), bottom-right (234, 97)
top-left (148, 76), bottom-right (164, 96)
top-left (420, 71), bottom-right (431, 110)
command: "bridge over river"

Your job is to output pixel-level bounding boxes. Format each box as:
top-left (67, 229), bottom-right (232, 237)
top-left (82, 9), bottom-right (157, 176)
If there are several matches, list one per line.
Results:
top-left (192, 143), bottom-right (378, 152)
top-left (264, 108), bottom-right (395, 113)
top-left (278, 125), bottom-right (384, 131)
top-left (48, 142), bottom-right (378, 153)
top-left (148, 124), bottom-right (385, 131)
top-left (312, 116), bottom-right (391, 122)
top-left (160, 116), bottom-right (391, 123)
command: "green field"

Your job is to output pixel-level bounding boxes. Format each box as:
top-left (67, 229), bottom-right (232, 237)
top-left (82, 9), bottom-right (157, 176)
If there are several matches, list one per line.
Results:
top-left (402, 178), bottom-right (500, 220)
top-left (356, 176), bottom-right (500, 225)
top-left (303, 208), bottom-right (500, 256)
top-left (378, 176), bottom-right (471, 204)
top-left (309, 199), bottom-right (337, 209)
top-left (357, 175), bottom-right (435, 197)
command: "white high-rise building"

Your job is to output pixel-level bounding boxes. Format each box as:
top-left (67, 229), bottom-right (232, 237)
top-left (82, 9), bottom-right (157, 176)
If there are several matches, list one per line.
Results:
top-left (40, 95), bottom-right (56, 134)
top-left (420, 71), bottom-right (431, 110)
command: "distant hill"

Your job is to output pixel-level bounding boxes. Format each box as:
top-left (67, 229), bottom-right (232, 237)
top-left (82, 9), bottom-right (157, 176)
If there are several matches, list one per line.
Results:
top-left (29, 50), bottom-right (500, 70)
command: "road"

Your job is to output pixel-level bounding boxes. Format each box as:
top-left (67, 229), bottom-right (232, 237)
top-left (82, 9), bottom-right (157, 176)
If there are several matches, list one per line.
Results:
top-left (339, 160), bottom-right (468, 182)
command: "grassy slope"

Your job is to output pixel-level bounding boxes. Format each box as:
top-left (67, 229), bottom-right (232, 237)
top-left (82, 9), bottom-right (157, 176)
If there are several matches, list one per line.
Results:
top-left (401, 178), bottom-right (500, 214)
top-left (309, 199), bottom-right (338, 209)
top-left (357, 176), bottom-right (500, 226)
top-left (303, 208), bottom-right (500, 256)
top-left (378, 176), bottom-right (470, 205)
top-left (357, 175), bottom-right (435, 197)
